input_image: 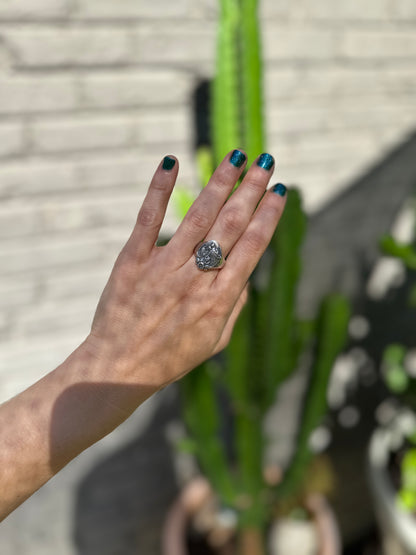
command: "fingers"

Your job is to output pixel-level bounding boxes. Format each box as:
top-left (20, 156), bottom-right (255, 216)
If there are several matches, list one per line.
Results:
top-left (126, 155), bottom-right (179, 258)
top-left (166, 149), bottom-right (247, 266)
top-left (203, 153), bottom-right (275, 256)
top-left (219, 183), bottom-right (287, 293)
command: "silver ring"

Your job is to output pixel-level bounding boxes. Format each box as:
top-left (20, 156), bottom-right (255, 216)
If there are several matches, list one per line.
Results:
top-left (195, 240), bottom-right (225, 271)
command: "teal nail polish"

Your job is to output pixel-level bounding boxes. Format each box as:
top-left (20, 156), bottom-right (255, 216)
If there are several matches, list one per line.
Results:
top-left (257, 153), bottom-right (274, 171)
top-left (163, 156), bottom-right (176, 171)
top-left (272, 183), bottom-right (286, 197)
top-left (230, 149), bottom-right (246, 168)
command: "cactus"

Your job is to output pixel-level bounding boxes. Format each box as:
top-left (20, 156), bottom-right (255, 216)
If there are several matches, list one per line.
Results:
top-left (179, 1), bottom-right (350, 553)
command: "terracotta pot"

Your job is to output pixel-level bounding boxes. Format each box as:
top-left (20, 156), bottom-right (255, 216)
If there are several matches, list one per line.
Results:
top-left (162, 478), bottom-right (341, 555)
top-left (368, 414), bottom-right (416, 555)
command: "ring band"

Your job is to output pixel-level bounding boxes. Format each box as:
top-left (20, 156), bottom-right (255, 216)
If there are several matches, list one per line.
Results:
top-left (195, 240), bottom-right (225, 271)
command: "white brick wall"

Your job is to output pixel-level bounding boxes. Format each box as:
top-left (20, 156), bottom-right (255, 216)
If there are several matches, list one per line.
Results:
top-left (0, 0), bottom-right (70, 19)
top-left (0, 0), bottom-right (415, 405)
top-left (5, 28), bottom-right (134, 68)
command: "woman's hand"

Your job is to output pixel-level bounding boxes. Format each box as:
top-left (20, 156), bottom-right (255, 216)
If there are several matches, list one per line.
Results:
top-left (87, 149), bottom-right (287, 391)
top-left (0, 150), bottom-right (287, 521)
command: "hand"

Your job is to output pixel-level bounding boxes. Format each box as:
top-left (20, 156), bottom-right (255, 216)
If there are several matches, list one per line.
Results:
top-left (87, 150), bottom-right (287, 391)
top-left (0, 150), bottom-right (287, 520)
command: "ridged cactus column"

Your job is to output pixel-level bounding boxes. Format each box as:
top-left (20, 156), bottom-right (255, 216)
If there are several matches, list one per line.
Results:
top-left (179, 2), bottom-right (350, 555)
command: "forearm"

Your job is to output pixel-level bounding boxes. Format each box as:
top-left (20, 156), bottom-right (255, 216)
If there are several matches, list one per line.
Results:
top-left (0, 150), bottom-right (286, 522)
top-left (0, 337), bottom-right (156, 522)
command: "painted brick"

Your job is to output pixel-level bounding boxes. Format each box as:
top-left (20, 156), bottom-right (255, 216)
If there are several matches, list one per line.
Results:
top-left (268, 101), bottom-right (416, 136)
top-left (264, 26), bottom-right (337, 61)
top-left (0, 76), bottom-right (78, 114)
top-left (0, 0), bottom-right (69, 19)
top-left (0, 202), bottom-right (41, 239)
top-left (0, 276), bottom-right (38, 310)
top-left (81, 71), bottom-right (192, 109)
top-left (0, 233), bottom-right (125, 275)
top-left (0, 123), bottom-right (26, 158)
top-left (341, 30), bottom-right (416, 59)
top-left (134, 24), bottom-right (215, 69)
top-left (76, 150), bottom-right (196, 189)
top-left (3, 28), bottom-right (133, 68)
top-left (272, 130), bottom-right (377, 166)
top-left (136, 108), bottom-right (190, 146)
top-left (260, 0), bottom-right (297, 19)
top-left (302, 0), bottom-right (392, 20)
top-left (188, 0), bottom-right (219, 19)
top-left (30, 116), bottom-right (136, 154)
top-left (74, 0), bottom-right (190, 19)
top-left (14, 297), bottom-right (95, 339)
top-left (43, 267), bottom-right (109, 302)
top-left (0, 161), bottom-right (77, 199)
top-left (393, 0), bottom-right (416, 19)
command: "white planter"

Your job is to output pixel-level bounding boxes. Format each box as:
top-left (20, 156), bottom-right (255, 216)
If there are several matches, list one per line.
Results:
top-left (162, 478), bottom-right (341, 555)
top-left (368, 413), bottom-right (416, 555)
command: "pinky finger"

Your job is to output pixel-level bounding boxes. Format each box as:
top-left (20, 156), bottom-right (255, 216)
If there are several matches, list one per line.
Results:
top-left (219, 184), bottom-right (287, 294)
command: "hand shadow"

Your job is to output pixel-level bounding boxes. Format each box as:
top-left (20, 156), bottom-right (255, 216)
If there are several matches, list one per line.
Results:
top-left (50, 384), bottom-right (181, 555)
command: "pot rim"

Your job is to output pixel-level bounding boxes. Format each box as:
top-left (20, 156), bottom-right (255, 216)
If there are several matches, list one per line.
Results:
top-left (162, 478), bottom-right (341, 555)
top-left (368, 414), bottom-right (416, 551)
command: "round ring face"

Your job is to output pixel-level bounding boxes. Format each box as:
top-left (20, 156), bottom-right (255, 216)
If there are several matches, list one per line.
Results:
top-left (195, 240), bottom-right (224, 271)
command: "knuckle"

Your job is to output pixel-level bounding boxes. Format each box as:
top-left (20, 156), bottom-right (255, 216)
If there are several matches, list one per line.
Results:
top-left (187, 208), bottom-right (211, 232)
top-left (245, 176), bottom-right (266, 194)
top-left (221, 207), bottom-right (244, 236)
top-left (115, 253), bottom-right (137, 284)
top-left (151, 178), bottom-right (168, 192)
top-left (137, 207), bottom-right (158, 227)
top-left (212, 172), bottom-right (230, 191)
top-left (245, 229), bottom-right (265, 254)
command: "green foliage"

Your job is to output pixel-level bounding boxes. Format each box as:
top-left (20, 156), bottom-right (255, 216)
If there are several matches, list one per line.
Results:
top-left (179, 0), bottom-right (351, 546)
top-left (276, 295), bottom-right (350, 499)
top-left (172, 188), bottom-right (195, 220)
top-left (380, 234), bottom-right (416, 270)
top-left (380, 212), bottom-right (416, 514)
top-left (398, 448), bottom-right (416, 513)
top-left (212, 0), bottom-right (264, 166)
top-left (382, 344), bottom-right (409, 395)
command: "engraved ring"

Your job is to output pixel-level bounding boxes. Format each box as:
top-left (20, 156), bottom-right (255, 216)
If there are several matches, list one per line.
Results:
top-left (195, 240), bottom-right (225, 271)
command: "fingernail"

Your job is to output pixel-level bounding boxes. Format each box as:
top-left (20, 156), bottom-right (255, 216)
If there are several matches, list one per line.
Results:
top-left (257, 153), bottom-right (275, 171)
top-left (162, 156), bottom-right (176, 171)
top-left (272, 183), bottom-right (287, 197)
top-left (229, 149), bottom-right (246, 168)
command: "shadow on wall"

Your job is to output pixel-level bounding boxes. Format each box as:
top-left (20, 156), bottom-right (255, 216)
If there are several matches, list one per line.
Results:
top-left (301, 128), bottom-right (416, 548)
top-left (70, 127), bottom-right (416, 555)
top-left (72, 388), bottom-right (180, 555)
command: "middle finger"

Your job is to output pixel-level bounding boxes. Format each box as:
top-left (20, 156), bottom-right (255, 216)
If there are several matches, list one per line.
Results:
top-left (202, 152), bottom-right (275, 257)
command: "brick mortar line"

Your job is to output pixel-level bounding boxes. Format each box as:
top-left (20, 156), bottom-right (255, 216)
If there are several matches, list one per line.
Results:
top-left (5, 60), bottom-right (416, 77)
top-left (5, 63), bottom-right (203, 75)
top-left (0, 20), bottom-right (415, 33)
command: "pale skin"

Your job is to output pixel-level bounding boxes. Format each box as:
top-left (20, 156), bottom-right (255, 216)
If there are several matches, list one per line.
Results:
top-left (0, 149), bottom-right (286, 522)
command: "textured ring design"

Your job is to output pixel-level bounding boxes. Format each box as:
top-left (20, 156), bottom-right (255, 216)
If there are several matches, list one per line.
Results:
top-left (195, 240), bottom-right (225, 271)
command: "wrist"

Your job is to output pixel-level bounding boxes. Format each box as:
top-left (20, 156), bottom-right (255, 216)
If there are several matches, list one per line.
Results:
top-left (78, 333), bottom-right (161, 410)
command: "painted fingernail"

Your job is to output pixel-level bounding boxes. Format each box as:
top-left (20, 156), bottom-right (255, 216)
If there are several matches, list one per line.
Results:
top-left (229, 149), bottom-right (246, 168)
top-left (272, 183), bottom-right (287, 197)
top-left (162, 156), bottom-right (176, 171)
top-left (257, 153), bottom-right (275, 171)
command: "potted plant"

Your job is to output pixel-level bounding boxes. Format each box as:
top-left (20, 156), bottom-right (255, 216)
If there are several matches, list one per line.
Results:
top-left (368, 230), bottom-right (416, 555)
top-left (164, 1), bottom-right (350, 553)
